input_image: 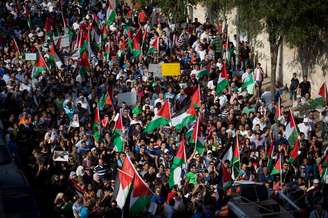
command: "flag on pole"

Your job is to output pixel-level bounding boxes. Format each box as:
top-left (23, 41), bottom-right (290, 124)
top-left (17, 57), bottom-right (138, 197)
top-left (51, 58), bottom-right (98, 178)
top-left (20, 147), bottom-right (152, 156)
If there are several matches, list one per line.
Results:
top-left (144, 100), bottom-right (171, 133)
top-left (221, 62), bottom-right (229, 79)
top-left (216, 74), bottom-right (229, 96)
top-left (271, 155), bottom-right (282, 175)
top-left (106, 9), bottom-right (116, 26)
top-left (169, 138), bottom-right (187, 188)
top-left (221, 162), bottom-right (233, 191)
top-left (116, 169), bottom-right (133, 209)
top-left (267, 140), bottom-right (275, 171)
top-left (231, 135), bottom-right (240, 180)
top-left (288, 138), bottom-right (300, 163)
top-left (129, 171), bottom-right (152, 215)
top-left (121, 157), bottom-right (136, 178)
top-left (195, 69), bottom-right (209, 80)
top-left (275, 97), bottom-right (283, 122)
top-left (120, 157), bottom-right (153, 215)
top-left (285, 109), bottom-right (298, 149)
top-left (32, 50), bottom-right (48, 78)
top-left (172, 86), bottom-right (201, 130)
top-left (319, 82), bottom-right (327, 100)
top-left (13, 38), bottom-right (21, 55)
top-left (48, 42), bottom-right (63, 69)
top-left (112, 111), bottom-right (124, 152)
top-left (148, 36), bottom-right (159, 54)
top-left (191, 117), bottom-right (204, 154)
top-left (242, 72), bottom-right (256, 94)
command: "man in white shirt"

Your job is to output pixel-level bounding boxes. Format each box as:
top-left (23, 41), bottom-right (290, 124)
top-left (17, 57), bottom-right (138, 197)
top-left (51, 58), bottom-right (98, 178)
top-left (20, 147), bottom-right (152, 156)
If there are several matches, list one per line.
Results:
top-left (254, 63), bottom-right (264, 95)
top-left (297, 117), bottom-right (312, 140)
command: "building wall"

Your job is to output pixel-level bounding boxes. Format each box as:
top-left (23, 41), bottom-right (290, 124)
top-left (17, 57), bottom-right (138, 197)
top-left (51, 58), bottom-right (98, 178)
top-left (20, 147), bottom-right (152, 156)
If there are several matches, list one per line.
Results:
top-left (191, 5), bottom-right (327, 96)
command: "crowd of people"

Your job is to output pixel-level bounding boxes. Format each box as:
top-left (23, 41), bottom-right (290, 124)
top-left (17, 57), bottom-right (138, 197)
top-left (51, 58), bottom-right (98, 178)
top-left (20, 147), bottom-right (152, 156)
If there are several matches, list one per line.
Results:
top-left (0, 0), bottom-right (328, 218)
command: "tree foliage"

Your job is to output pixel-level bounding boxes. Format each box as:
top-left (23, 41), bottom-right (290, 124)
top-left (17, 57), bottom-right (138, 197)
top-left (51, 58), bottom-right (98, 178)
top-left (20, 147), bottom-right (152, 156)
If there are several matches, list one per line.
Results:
top-left (144, 0), bottom-right (201, 23)
top-left (232, 0), bottom-right (328, 85)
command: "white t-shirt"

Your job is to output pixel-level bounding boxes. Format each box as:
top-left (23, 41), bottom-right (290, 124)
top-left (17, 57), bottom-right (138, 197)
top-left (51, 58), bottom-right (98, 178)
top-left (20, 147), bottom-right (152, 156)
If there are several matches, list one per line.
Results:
top-left (297, 123), bottom-right (311, 140)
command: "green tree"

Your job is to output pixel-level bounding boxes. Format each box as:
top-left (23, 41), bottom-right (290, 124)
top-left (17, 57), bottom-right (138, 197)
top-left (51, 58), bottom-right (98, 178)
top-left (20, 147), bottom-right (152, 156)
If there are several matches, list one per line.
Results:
top-left (145, 0), bottom-right (201, 23)
top-left (232, 0), bottom-right (328, 88)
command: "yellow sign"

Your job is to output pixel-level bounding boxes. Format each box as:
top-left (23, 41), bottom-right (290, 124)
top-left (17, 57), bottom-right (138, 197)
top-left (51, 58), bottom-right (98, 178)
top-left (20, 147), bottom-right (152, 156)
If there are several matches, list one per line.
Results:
top-left (161, 63), bottom-right (181, 77)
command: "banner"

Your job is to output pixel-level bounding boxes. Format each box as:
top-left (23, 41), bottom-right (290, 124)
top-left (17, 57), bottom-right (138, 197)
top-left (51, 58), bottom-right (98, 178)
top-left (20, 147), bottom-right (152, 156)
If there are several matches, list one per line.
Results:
top-left (25, 53), bottom-right (37, 61)
top-left (117, 91), bottom-right (137, 106)
top-left (161, 63), bottom-right (181, 77)
top-left (148, 64), bottom-right (162, 78)
top-left (53, 151), bottom-right (69, 162)
top-left (53, 34), bottom-right (70, 48)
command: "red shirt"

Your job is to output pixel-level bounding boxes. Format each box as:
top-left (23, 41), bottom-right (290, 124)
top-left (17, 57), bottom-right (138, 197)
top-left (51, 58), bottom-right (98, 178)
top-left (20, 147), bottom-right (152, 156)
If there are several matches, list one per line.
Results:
top-left (166, 191), bottom-right (176, 203)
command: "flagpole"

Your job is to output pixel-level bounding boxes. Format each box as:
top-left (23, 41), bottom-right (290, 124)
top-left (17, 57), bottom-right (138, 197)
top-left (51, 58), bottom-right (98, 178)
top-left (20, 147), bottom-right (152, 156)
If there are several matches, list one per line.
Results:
top-left (195, 117), bottom-right (199, 153)
top-left (280, 154), bottom-right (283, 186)
top-left (13, 37), bottom-right (21, 55)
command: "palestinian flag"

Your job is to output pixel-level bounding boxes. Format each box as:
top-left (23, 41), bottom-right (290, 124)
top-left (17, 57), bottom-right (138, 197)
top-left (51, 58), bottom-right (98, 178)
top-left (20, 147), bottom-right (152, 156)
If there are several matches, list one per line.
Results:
top-left (79, 51), bottom-right (91, 75)
top-left (128, 29), bottom-right (142, 57)
top-left (120, 157), bottom-right (152, 215)
top-left (191, 117), bottom-right (205, 154)
top-left (242, 72), bottom-right (256, 94)
top-left (98, 93), bottom-right (106, 111)
top-left (185, 118), bottom-right (205, 154)
top-left (172, 86), bottom-right (201, 130)
top-left (106, 9), bottom-right (116, 26)
top-left (271, 155), bottom-right (282, 175)
top-left (132, 37), bottom-right (141, 57)
top-left (92, 106), bottom-right (101, 142)
top-left (231, 135), bottom-right (240, 180)
top-left (216, 74), bottom-right (229, 96)
top-left (48, 42), bottom-right (63, 69)
top-left (221, 62), bottom-right (229, 79)
top-left (221, 163), bottom-right (232, 191)
top-left (116, 169), bottom-right (133, 209)
top-left (122, 157), bottom-right (137, 178)
top-left (288, 138), bottom-right (300, 163)
top-left (195, 69), bottom-right (209, 80)
top-left (32, 50), bottom-right (47, 78)
top-left (148, 36), bottom-right (159, 54)
top-left (285, 109), bottom-right (298, 148)
top-left (309, 97), bottom-right (325, 109)
top-left (275, 97), bottom-right (283, 122)
top-left (319, 82), bottom-right (328, 100)
top-left (144, 100), bottom-right (171, 133)
top-left (267, 141), bottom-right (275, 171)
top-left (309, 82), bottom-right (328, 108)
top-left (98, 91), bottom-right (112, 110)
top-left (129, 171), bottom-right (152, 215)
top-left (79, 28), bottom-right (90, 55)
top-left (169, 138), bottom-right (187, 188)
top-left (222, 145), bottom-right (233, 163)
top-left (318, 154), bottom-right (328, 181)
top-left (112, 111), bottom-right (124, 152)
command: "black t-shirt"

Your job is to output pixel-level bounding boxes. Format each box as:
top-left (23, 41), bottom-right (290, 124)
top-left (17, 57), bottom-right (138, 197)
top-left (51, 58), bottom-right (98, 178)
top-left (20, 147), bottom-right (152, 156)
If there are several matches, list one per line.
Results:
top-left (290, 78), bottom-right (299, 90)
top-left (299, 81), bottom-right (311, 96)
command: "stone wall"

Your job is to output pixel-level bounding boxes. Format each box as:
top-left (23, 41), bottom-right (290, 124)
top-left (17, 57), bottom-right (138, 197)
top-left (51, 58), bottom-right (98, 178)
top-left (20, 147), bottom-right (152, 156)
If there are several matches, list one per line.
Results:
top-left (190, 5), bottom-right (327, 96)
